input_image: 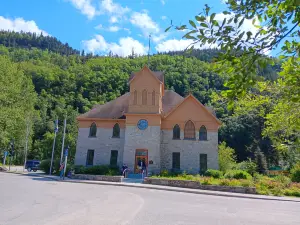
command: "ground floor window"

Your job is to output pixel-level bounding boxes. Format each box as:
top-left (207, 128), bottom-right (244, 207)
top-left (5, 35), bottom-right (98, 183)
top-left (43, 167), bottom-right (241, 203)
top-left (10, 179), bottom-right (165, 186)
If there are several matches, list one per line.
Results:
top-left (172, 152), bottom-right (180, 170)
top-left (200, 154), bottom-right (207, 174)
top-left (86, 149), bottom-right (94, 166)
top-left (110, 150), bottom-right (118, 166)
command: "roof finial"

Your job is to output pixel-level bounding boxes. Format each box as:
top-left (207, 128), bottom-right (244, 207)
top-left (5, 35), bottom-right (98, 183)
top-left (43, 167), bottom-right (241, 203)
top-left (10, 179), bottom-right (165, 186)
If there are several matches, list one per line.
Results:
top-left (148, 34), bottom-right (151, 68)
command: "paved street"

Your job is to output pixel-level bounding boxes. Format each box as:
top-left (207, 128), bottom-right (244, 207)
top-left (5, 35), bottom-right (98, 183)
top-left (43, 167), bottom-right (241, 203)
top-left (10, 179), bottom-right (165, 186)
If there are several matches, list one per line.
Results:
top-left (1, 173), bottom-right (299, 225)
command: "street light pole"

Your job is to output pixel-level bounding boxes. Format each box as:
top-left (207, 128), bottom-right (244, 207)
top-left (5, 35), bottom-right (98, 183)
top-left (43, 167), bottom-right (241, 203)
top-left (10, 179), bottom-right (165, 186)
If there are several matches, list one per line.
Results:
top-left (60, 115), bottom-right (67, 165)
top-left (49, 119), bottom-right (58, 175)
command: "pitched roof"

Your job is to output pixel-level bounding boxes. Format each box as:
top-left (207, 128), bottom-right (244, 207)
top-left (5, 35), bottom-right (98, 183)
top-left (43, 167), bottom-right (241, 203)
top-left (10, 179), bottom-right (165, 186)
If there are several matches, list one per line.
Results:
top-left (128, 71), bottom-right (164, 83)
top-left (77, 91), bottom-right (217, 120)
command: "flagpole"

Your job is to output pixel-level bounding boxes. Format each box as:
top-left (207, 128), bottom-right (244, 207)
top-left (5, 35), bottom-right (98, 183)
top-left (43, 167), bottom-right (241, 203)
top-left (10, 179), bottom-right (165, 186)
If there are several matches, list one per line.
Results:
top-left (49, 119), bottom-right (58, 175)
top-left (60, 115), bottom-right (67, 165)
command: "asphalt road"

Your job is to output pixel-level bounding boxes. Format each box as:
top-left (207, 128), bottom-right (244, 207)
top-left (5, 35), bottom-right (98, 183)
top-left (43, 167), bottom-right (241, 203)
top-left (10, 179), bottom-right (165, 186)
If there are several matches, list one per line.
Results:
top-left (1, 173), bottom-right (299, 225)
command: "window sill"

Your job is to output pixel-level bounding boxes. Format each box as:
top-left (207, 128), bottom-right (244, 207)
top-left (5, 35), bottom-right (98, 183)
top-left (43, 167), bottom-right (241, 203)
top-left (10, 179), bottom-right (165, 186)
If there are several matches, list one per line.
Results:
top-left (199, 139), bottom-right (208, 141)
top-left (183, 138), bottom-right (196, 141)
top-left (88, 136), bottom-right (97, 138)
top-left (112, 136), bottom-right (120, 138)
top-left (172, 138), bottom-right (181, 140)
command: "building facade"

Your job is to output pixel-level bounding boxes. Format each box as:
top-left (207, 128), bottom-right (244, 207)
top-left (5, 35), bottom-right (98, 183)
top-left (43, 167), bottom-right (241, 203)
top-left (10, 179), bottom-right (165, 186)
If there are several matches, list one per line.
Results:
top-left (75, 66), bottom-right (221, 174)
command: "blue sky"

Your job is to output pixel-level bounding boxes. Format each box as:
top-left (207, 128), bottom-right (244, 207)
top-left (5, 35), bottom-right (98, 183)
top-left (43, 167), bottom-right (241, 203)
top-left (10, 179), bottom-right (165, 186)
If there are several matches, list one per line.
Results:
top-left (0, 0), bottom-right (272, 57)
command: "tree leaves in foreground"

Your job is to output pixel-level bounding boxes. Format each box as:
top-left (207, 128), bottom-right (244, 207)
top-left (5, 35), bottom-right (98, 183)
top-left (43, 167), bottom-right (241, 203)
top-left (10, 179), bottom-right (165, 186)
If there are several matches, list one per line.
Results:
top-left (168, 0), bottom-right (299, 100)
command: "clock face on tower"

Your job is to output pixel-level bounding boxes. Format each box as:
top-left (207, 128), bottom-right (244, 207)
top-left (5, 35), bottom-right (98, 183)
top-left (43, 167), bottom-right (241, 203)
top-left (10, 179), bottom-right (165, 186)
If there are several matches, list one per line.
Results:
top-left (137, 119), bottom-right (148, 130)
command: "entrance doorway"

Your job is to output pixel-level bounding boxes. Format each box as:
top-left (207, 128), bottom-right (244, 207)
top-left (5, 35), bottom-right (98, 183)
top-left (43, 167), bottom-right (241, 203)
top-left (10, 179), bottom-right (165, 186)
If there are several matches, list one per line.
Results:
top-left (134, 149), bottom-right (148, 174)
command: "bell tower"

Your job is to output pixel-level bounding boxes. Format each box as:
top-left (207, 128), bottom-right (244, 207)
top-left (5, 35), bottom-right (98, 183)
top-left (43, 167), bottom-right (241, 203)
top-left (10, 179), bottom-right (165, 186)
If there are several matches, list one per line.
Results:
top-left (128, 65), bottom-right (164, 114)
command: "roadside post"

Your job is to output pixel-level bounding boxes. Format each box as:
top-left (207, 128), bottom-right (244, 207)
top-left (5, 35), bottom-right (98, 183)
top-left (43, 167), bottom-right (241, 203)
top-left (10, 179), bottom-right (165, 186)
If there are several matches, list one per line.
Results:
top-left (9, 140), bottom-right (14, 171)
top-left (63, 146), bottom-right (69, 180)
top-left (3, 151), bottom-right (8, 165)
top-left (49, 119), bottom-right (58, 175)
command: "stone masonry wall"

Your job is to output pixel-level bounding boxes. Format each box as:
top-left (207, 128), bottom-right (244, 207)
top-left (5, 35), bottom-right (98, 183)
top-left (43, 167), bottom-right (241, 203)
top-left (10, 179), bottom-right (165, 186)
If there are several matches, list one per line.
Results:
top-left (72, 174), bottom-right (123, 182)
top-left (144, 178), bottom-right (256, 194)
top-left (75, 127), bottom-right (125, 167)
top-left (123, 126), bottom-right (161, 174)
top-left (160, 130), bottom-right (219, 174)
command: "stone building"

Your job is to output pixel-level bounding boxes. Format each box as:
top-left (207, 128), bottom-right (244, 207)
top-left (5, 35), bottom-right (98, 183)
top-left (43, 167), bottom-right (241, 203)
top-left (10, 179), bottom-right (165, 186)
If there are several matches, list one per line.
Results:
top-left (74, 66), bottom-right (221, 175)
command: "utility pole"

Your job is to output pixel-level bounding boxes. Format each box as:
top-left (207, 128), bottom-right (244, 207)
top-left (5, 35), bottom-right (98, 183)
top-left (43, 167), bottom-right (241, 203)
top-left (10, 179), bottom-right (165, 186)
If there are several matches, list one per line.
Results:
top-left (49, 119), bottom-right (58, 175)
top-left (23, 120), bottom-right (30, 172)
top-left (60, 115), bottom-right (67, 165)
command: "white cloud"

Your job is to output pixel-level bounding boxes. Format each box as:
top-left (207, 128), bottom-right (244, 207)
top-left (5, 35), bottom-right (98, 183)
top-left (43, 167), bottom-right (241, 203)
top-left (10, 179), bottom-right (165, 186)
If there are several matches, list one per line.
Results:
top-left (155, 39), bottom-right (218, 52)
top-left (130, 12), bottom-right (159, 36)
top-left (160, 0), bottom-right (166, 5)
top-left (100, 0), bottom-right (130, 16)
top-left (161, 16), bottom-right (167, 20)
top-left (109, 16), bottom-right (118, 23)
top-left (152, 33), bottom-right (167, 43)
top-left (108, 26), bottom-right (120, 32)
top-left (0, 16), bottom-right (48, 35)
top-left (66, 0), bottom-right (98, 19)
top-left (124, 28), bottom-right (131, 33)
top-left (82, 35), bottom-right (147, 56)
top-left (95, 24), bottom-right (103, 30)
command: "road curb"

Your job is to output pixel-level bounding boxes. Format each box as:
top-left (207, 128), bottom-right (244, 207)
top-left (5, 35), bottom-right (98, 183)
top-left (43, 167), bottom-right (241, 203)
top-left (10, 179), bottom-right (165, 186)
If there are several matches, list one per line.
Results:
top-left (12, 172), bottom-right (299, 202)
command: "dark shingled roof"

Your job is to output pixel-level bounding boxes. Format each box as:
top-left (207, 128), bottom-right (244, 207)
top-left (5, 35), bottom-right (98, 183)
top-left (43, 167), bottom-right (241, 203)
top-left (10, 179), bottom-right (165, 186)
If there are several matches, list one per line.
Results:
top-left (128, 71), bottom-right (164, 83)
top-left (78, 90), bottom-right (184, 119)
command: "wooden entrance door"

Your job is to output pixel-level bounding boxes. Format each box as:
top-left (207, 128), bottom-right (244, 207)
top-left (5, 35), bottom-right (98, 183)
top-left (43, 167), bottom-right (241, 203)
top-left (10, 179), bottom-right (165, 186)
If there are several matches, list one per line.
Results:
top-left (134, 149), bottom-right (148, 174)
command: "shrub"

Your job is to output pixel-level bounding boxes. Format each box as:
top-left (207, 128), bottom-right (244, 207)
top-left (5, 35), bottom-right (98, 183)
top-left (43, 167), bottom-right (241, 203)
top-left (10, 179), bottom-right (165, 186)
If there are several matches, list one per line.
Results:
top-left (224, 170), bottom-right (252, 180)
top-left (204, 169), bottom-right (223, 178)
top-left (291, 162), bottom-right (300, 182)
top-left (237, 159), bottom-right (257, 175)
top-left (273, 175), bottom-right (291, 187)
top-left (218, 142), bottom-right (237, 172)
top-left (160, 169), bottom-right (169, 177)
top-left (74, 165), bottom-right (120, 175)
top-left (39, 159), bottom-right (60, 174)
top-left (74, 165), bottom-right (86, 174)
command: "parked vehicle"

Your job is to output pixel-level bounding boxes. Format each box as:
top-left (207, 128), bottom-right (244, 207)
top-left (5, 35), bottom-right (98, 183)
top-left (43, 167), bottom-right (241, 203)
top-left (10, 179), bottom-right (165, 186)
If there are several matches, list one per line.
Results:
top-left (25, 160), bottom-right (40, 172)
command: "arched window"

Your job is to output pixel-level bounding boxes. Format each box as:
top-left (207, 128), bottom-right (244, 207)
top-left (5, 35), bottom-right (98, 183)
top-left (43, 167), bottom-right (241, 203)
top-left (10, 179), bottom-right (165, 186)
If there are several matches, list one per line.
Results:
top-left (173, 124), bottom-right (180, 139)
top-left (133, 90), bottom-right (137, 105)
top-left (184, 120), bottom-right (195, 139)
top-left (112, 123), bottom-right (120, 138)
top-left (199, 126), bottom-right (207, 141)
top-left (89, 122), bottom-right (97, 137)
top-left (142, 89), bottom-right (147, 105)
top-left (152, 90), bottom-right (155, 105)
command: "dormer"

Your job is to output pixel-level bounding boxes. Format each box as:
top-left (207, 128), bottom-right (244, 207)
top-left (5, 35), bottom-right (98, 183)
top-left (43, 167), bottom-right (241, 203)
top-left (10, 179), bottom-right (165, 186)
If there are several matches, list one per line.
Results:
top-left (128, 66), bottom-right (164, 114)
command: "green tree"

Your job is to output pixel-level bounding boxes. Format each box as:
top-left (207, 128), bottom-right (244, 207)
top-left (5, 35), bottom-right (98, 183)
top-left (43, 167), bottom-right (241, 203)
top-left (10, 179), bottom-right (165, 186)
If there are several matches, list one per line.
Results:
top-left (218, 142), bottom-right (237, 172)
top-left (0, 55), bottom-right (36, 162)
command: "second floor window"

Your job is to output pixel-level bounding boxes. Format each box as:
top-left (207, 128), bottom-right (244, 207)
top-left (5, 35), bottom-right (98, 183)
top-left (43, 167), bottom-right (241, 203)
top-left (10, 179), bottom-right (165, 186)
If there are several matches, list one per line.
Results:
top-left (133, 90), bottom-right (137, 105)
top-left (184, 120), bottom-right (195, 139)
top-left (112, 123), bottom-right (120, 138)
top-left (89, 122), bottom-right (97, 137)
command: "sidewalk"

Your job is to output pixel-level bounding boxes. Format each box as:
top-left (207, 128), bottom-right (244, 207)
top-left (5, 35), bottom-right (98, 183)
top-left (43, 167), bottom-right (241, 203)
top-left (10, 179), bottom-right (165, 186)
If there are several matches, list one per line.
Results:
top-left (7, 171), bottom-right (299, 202)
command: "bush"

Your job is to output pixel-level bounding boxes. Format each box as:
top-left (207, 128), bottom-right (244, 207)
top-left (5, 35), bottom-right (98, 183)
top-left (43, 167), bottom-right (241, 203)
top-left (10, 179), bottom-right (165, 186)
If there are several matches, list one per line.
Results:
top-left (218, 142), bottom-right (237, 172)
top-left (224, 170), bottom-right (252, 180)
top-left (237, 159), bottom-right (257, 175)
top-left (74, 165), bottom-right (120, 176)
top-left (204, 169), bottom-right (223, 178)
top-left (39, 159), bottom-right (60, 174)
top-left (291, 162), bottom-right (300, 182)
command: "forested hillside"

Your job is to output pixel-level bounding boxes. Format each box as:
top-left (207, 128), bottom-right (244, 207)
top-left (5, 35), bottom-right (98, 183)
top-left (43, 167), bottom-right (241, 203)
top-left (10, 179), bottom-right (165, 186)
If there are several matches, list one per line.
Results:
top-left (1, 31), bottom-right (295, 170)
top-left (0, 31), bottom-right (80, 55)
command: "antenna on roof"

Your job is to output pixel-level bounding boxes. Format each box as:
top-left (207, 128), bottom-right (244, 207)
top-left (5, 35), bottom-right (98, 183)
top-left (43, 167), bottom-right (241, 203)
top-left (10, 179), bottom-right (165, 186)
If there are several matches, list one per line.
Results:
top-left (148, 34), bottom-right (151, 68)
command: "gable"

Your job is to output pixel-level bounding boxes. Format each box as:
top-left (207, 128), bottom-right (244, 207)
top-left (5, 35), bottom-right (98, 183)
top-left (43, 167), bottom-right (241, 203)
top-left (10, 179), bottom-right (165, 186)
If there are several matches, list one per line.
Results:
top-left (130, 70), bottom-right (161, 93)
top-left (162, 95), bottom-right (221, 131)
